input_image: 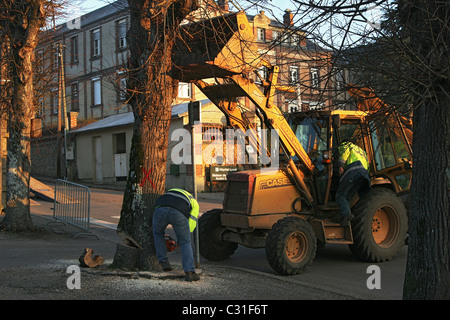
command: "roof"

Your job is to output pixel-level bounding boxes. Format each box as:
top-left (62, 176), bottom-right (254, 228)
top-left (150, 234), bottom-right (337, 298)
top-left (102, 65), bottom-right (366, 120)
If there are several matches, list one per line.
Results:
top-left (46, 0), bottom-right (128, 37)
top-left (73, 111), bottom-right (133, 133)
top-left (73, 99), bottom-right (211, 134)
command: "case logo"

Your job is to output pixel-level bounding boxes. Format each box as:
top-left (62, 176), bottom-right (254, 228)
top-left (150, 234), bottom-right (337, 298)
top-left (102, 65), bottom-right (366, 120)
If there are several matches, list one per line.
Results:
top-left (259, 177), bottom-right (292, 190)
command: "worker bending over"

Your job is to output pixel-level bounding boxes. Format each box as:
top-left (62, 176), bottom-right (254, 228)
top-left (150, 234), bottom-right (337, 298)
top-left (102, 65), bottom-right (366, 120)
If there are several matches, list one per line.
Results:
top-left (153, 188), bottom-right (200, 281)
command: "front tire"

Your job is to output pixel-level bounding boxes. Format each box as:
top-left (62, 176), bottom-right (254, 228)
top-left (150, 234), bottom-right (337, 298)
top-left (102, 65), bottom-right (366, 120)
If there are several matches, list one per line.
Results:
top-left (198, 209), bottom-right (238, 261)
top-left (349, 188), bottom-right (408, 262)
top-left (265, 217), bottom-right (317, 275)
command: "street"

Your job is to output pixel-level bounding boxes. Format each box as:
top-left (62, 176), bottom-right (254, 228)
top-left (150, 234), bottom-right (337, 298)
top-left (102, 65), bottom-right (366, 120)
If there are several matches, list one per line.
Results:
top-left (31, 185), bottom-right (407, 300)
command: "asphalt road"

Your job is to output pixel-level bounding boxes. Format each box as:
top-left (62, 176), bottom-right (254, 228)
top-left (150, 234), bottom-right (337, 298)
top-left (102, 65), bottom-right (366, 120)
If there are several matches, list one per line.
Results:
top-left (31, 186), bottom-right (407, 300)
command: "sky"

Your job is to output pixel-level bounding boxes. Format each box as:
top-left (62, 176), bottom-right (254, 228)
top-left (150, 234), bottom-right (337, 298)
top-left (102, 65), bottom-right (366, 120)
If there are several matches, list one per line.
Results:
top-left (70, 0), bottom-right (384, 49)
top-left (74, 0), bottom-right (295, 18)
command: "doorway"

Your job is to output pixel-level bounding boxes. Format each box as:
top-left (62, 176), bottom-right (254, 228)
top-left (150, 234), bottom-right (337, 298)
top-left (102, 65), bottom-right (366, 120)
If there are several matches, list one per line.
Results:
top-left (93, 136), bottom-right (102, 182)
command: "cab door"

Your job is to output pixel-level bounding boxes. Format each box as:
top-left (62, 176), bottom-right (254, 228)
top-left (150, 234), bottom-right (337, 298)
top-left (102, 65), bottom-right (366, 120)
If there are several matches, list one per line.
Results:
top-left (367, 112), bottom-right (413, 195)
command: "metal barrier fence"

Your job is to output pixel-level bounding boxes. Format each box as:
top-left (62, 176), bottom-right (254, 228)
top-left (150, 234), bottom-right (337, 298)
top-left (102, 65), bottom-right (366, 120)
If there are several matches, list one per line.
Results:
top-left (53, 179), bottom-right (92, 238)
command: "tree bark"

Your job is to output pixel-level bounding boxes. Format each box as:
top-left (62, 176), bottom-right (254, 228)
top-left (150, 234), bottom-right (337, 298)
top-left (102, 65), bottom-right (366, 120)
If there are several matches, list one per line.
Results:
top-left (403, 95), bottom-right (450, 299)
top-left (1, 0), bottom-right (45, 231)
top-left (401, 0), bottom-right (450, 299)
top-left (113, 0), bottom-right (197, 270)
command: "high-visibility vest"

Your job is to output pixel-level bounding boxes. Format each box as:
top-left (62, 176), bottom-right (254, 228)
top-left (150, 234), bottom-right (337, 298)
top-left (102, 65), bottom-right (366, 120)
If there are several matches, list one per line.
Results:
top-left (338, 142), bottom-right (369, 172)
top-left (168, 188), bottom-right (199, 232)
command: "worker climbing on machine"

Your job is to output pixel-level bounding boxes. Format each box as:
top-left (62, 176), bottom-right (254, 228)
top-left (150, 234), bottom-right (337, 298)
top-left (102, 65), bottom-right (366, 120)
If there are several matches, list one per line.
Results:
top-left (153, 188), bottom-right (200, 281)
top-left (335, 140), bottom-right (371, 226)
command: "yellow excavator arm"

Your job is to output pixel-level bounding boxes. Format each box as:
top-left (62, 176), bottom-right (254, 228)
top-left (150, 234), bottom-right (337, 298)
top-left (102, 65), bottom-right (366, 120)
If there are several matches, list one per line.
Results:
top-left (172, 12), bottom-right (315, 202)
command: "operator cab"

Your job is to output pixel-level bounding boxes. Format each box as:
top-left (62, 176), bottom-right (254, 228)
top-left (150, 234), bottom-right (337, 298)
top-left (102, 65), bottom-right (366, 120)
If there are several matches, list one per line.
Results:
top-left (288, 109), bottom-right (412, 210)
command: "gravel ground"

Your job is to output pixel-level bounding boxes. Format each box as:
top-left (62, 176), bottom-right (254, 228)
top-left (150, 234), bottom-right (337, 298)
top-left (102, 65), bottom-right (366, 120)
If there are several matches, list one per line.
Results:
top-left (0, 214), bottom-right (352, 302)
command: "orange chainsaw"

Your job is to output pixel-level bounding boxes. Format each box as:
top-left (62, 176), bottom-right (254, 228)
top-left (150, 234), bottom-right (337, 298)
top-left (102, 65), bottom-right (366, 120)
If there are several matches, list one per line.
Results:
top-left (165, 234), bottom-right (179, 252)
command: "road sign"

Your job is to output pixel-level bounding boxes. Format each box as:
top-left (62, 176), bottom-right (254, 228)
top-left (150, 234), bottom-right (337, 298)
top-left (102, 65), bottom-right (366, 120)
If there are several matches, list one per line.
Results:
top-left (210, 165), bottom-right (238, 181)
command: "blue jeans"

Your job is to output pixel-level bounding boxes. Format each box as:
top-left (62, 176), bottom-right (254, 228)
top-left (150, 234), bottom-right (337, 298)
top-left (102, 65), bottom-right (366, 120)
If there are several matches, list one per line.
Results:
top-left (335, 167), bottom-right (370, 218)
top-left (152, 206), bottom-right (194, 273)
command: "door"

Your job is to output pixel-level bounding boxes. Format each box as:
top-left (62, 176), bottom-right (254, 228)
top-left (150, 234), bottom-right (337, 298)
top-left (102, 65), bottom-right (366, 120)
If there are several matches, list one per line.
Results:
top-left (93, 136), bottom-right (103, 182)
top-left (114, 153), bottom-right (127, 180)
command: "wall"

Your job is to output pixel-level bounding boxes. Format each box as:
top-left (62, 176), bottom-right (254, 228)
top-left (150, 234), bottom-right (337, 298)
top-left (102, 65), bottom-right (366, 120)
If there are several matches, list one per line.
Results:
top-left (75, 126), bottom-right (133, 184)
top-left (30, 135), bottom-right (60, 178)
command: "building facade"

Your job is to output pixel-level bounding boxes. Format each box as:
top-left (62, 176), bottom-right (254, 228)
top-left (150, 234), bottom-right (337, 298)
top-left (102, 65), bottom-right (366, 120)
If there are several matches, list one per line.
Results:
top-left (31, 0), bottom-right (335, 191)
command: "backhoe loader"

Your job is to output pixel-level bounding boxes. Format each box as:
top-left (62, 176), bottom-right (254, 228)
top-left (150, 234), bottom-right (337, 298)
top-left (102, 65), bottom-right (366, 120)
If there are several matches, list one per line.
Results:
top-left (172, 12), bottom-right (412, 275)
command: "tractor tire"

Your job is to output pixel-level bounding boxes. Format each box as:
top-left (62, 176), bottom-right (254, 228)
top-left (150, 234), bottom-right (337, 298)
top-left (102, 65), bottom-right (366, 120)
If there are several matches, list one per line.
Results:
top-left (198, 209), bottom-right (238, 261)
top-left (349, 187), bottom-right (408, 262)
top-left (265, 217), bottom-right (317, 275)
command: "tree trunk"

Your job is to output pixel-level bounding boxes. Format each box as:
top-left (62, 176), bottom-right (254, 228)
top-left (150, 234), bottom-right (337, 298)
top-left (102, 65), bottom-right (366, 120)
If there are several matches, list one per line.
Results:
top-left (401, 0), bottom-right (450, 299)
top-left (1, 0), bottom-right (45, 232)
top-left (113, 0), bottom-right (197, 270)
top-left (403, 94), bottom-right (450, 299)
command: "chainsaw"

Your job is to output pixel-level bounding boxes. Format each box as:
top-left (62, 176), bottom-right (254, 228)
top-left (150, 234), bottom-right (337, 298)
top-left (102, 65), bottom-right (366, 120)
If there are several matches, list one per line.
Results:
top-left (165, 234), bottom-right (179, 252)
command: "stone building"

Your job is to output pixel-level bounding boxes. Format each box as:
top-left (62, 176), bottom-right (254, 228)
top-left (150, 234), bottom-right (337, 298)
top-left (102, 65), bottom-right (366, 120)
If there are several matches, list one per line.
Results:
top-left (29, 0), bottom-right (335, 191)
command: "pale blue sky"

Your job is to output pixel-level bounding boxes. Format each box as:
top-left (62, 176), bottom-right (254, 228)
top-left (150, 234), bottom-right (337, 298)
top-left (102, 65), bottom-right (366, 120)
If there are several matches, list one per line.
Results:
top-left (77, 0), bottom-right (295, 18)
top-left (71, 0), bottom-right (384, 49)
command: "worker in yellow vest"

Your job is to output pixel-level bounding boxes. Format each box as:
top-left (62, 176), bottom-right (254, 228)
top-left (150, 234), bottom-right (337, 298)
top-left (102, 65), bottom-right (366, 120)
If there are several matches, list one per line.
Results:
top-left (335, 140), bottom-right (371, 226)
top-left (153, 188), bottom-right (200, 281)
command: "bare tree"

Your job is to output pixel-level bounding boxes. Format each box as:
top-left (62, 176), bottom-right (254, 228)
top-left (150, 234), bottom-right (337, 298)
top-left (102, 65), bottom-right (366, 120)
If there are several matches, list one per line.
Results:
top-left (113, 0), bottom-right (198, 270)
top-left (397, 0), bottom-right (449, 299)
top-left (278, 0), bottom-right (449, 299)
top-left (103, 0), bottom-right (447, 295)
top-left (0, 0), bottom-right (47, 231)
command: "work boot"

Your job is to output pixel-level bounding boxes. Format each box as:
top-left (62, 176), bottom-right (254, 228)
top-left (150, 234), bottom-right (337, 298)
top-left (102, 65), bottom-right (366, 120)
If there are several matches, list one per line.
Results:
top-left (185, 271), bottom-right (200, 282)
top-left (159, 260), bottom-right (173, 271)
top-left (341, 213), bottom-right (354, 226)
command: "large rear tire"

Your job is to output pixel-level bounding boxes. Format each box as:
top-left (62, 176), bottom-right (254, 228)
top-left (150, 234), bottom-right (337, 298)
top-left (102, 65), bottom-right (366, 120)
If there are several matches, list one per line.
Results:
top-left (349, 188), bottom-right (408, 262)
top-left (198, 209), bottom-right (238, 261)
top-left (265, 217), bottom-right (317, 275)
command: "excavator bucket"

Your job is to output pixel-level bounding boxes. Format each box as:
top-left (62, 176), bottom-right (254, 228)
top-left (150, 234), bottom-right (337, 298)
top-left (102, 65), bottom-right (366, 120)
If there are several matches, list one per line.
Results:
top-left (172, 12), bottom-right (260, 82)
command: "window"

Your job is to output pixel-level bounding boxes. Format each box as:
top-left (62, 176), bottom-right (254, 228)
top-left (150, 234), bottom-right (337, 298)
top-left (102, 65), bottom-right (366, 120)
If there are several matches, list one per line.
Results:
top-left (71, 83), bottom-right (79, 111)
top-left (310, 68), bottom-right (319, 88)
top-left (178, 82), bottom-right (191, 98)
top-left (53, 45), bottom-right (60, 71)
top-left (292, 117), bottom-right (328, 156)
top-left (92, 77), bottom-right (102, 106)
top-left (290, 34), bottom-right (300, 47)
top-left (256, 66), bottom-right (268, 83)
top-left (289, 66), bottom-right (299, 84)
top-left (51, 89), bottom-right (59, 114)
top-left (113, 133), bottom-right (127, 154)
top-left (36, 98), bottom-right (44, 118)
top-left (272, 30), bottom-right (280, 42)
top-left (92, 28), bottom-right (101, 57)
top-left (257, 28), bottom-right (266, 42)
top-left (70, 36), bottom-right (78, 64)
top-left (119, 77), bottom-right (127, 101)
top-left (281, 32), bottom-right (289, 45)
top-left (37, 50), bottom-right (44, 74)
top-left (202, 125), bottom-right (224, 142)
top-left (117, 19), bottom-right (127, 49)
top-left (335, 70), bottom-right (345, 90)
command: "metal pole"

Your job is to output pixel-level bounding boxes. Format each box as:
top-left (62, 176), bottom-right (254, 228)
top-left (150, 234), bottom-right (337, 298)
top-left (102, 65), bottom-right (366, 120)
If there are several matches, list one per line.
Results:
top-left (58, 43), bottom-right (69, 179)
top-left (191, 122), bottom-right (200, 268)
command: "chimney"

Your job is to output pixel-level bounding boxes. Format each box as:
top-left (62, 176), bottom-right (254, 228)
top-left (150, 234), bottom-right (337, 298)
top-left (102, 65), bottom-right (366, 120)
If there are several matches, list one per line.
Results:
top-left (283, 9), bottom-right (294, 26)
top-left (217, 0), bottom-right (229, 12)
